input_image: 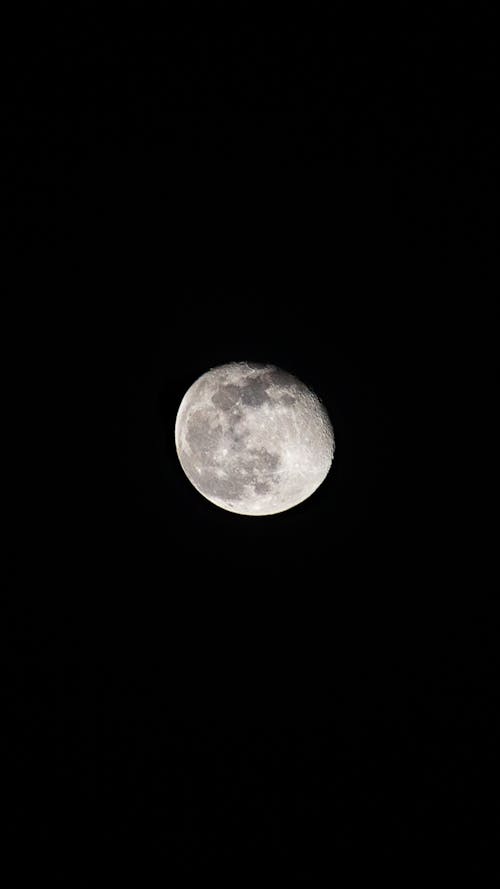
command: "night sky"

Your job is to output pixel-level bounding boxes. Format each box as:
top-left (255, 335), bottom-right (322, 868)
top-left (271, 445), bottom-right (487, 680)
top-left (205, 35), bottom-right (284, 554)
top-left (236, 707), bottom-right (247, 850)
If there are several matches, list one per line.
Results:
top-left (6, 8), bottom-right (496, 887)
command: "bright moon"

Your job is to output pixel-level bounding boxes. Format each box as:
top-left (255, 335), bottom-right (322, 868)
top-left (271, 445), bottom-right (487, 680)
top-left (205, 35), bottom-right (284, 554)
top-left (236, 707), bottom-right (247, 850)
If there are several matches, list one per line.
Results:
top-left (175, 362), bottom-right (335, 516)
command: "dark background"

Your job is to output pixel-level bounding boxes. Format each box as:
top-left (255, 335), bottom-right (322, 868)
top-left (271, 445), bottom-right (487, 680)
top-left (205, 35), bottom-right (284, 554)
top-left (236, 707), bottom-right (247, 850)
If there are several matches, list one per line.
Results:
top-left (5, 6), bottom-right (496, 887)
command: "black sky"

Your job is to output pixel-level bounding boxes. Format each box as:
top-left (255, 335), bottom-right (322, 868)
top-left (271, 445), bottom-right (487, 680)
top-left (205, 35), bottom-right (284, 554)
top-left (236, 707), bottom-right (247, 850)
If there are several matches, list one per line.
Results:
top-left (5, 7), bottom-right (496, 887)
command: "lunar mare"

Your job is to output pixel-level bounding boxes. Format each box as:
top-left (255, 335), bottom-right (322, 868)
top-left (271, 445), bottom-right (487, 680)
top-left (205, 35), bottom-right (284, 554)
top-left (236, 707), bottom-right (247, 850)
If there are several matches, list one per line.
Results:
top-left (175, 362), bottom-right (335, 516)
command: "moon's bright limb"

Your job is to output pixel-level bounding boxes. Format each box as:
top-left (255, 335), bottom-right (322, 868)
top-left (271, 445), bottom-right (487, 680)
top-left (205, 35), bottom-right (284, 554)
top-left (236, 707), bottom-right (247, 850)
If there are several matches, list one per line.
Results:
top-left (175, 362), bottom-right (335, 516)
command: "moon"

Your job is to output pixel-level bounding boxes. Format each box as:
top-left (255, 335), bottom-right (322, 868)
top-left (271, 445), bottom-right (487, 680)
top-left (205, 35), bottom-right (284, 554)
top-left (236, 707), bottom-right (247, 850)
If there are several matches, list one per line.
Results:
top-left (175, 362), bottom-right (335, 516)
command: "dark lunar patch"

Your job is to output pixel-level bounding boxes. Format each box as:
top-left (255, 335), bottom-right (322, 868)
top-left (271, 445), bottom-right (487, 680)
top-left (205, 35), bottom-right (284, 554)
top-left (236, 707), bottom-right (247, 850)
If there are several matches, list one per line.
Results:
top-left (240, 380), bottom-right (270, 407)
top-left (229, 418), bottom-right (248, 443)
top-left (211, 384), bottom-right (241, 410)
top-left (247, 448), bottom-right (280, 471)
top-left (254, 481), bottom-right (271, 495)
top-left (280, 394), bottom-right (296, 405)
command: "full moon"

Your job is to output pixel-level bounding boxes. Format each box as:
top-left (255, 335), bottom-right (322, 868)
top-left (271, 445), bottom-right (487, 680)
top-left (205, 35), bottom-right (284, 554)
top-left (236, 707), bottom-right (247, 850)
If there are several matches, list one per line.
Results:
top-left (175, 362), bottom-right (335, 516)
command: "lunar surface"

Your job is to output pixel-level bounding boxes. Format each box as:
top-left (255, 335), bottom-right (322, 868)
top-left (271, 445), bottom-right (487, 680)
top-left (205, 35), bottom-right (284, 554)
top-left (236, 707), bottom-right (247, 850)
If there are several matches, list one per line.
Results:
top-left (175, 362), bottom-right (335, 516)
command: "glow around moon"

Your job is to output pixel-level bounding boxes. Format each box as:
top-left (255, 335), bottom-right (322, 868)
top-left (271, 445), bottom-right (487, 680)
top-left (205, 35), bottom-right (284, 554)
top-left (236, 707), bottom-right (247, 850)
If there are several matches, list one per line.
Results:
top-left (175, 362), bottom-right (335, 516)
